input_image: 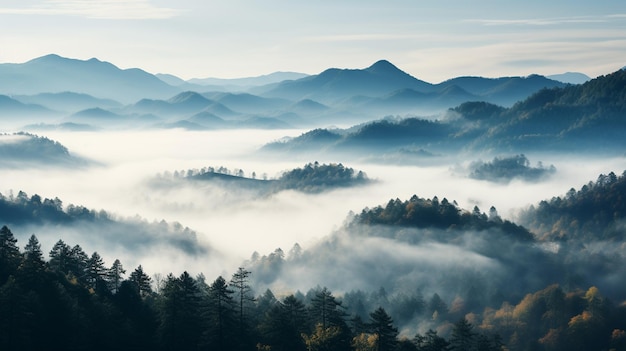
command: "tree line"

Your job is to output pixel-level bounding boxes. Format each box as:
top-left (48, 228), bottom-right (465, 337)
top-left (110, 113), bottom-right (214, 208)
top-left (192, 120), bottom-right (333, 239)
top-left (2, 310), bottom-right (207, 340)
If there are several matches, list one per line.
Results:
top-left (3, 223), bottom-right (626, 351)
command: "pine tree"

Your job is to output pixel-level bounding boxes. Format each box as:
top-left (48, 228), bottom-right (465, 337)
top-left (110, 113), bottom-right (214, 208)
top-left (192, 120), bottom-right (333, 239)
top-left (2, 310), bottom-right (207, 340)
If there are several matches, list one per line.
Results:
top-left (310, 287), bottom-right (344, 329)
top-left (449, 318), bottom-right (475, 351)
top-left (230, 266), bottom-right (254, 349)
top-left (18, 234), bottom-right (45, 286)
top-left (206, 275), bottom-right (235, 350)
top-left (0, 226), bottom-right (21, 283)
top-left (86, 251), bottom-right (107, 289)
top-left (130, 265), bottom-right (152, 297)
top-left (159, 272), bottom-right (202, 350)
top-left (107, 259), bottom-right (125, 293)
top-left (48, 239), bottom-right (70, 273)
top-left (68, 244), bottom-right (89, 283)
top-left (369, 307), bottom-right (398, 351)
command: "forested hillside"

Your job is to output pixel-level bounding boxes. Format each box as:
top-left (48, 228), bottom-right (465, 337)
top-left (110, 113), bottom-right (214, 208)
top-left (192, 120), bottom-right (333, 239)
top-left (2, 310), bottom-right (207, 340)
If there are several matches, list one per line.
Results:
top-left (154, 162), bottom-right (371, 194)
top-left (0, 132), bottom-right (86, 167)
top-left (519, 171), bottom-right (626, 242)
top-left (1, 224), bottom-right (625, 351)
top-left (262, 69), bottom-right (626, 159)
top-left (0, 191), bottom-right (203, 255)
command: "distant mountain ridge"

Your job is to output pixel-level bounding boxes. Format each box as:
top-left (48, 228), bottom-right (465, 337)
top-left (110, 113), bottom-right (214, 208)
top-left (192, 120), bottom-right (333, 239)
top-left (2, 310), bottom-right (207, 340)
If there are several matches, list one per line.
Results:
top-left (0, 54), bottom-right (180, 103)
top-left (254, 60), bottom-right (565, 107)
top-left (0, 54), bottom-right (590, 129)
top-left (262, 68), bottom-right (626, 159)
top-left (188, 71), bottom-right (309, 87)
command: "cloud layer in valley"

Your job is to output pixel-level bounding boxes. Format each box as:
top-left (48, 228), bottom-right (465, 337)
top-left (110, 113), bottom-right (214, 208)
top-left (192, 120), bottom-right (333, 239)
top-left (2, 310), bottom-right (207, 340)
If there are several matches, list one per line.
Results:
top-left (2, 129), bottom-right (624, 281)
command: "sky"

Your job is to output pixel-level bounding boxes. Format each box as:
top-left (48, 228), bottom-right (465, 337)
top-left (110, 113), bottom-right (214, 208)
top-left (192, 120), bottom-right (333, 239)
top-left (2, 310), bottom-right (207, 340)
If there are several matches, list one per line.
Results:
top-left (0, 1), bottom-right (625, 82)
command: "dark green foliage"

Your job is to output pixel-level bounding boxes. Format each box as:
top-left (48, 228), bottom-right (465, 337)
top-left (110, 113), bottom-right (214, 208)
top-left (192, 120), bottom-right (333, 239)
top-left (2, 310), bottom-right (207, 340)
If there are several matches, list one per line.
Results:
top-left (0, 190), bottom-right (204, 255)
top-left (369, 307), bottom-right (398, 351)
top-left (278, 162), bottom-right (369, 193)
top-left (452, 101), bottom-right (505, 121)
top-left (258, 294), bottom-right (309, 351)
top-left (414, 329), bottom-right (450, 351)
top-left (520, 170), bottom-right (626, 242)
top-left (230, 266), bottom-right (255, 350)
top-left (204, 275), bottom-right (236, 350)
top-left (181, 161), bottom-right (370, 194)
top-left (1, 223), bottom-right (626, 351)
top-left (354, 194), bottom-right (534, 241)
top-left (129, 265), bottom-right (152, 297)
top-left (158, 271), bottom-right (203, 351)
top-left (449, 318), bottom-right (475, 351)
top-left (0, 226), bottom-right (20, 282)
top-left (469, 154), bottom-right (556, 183)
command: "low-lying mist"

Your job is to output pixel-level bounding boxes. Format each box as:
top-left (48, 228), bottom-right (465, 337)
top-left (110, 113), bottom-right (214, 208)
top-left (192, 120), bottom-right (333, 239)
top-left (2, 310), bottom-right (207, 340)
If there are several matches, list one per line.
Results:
top-left (2, 129), bottom-right (625, 281)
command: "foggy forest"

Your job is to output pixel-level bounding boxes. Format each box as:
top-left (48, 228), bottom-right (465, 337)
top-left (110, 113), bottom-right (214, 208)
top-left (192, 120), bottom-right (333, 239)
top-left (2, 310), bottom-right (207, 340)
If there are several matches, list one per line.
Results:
top-left (1, 53), bottom-right (626, 351)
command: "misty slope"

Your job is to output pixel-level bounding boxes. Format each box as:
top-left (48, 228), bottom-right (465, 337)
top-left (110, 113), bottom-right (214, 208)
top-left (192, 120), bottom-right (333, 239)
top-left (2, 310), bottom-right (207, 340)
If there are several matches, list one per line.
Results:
top-left (0, 132), bottom-right (87, 167)
top-left (519, 170), bottom-right (626, 242)
top-left (256, 60), bottom-right (432, 103)
top-left (13, 92), bottom-right (122, 113)
top-left (246, 194), bottom-right (560, 309)
top-left (0, 190), bottom-right (205, 256)
top-left (189, 71), bottom-right (309, 87)
top-left (256, 59), bottom-right (564, 108)
top-left (469, 68), bottom-right (626, 150)
top-left (0, 54), bottom-right (574, 130)
top-left (436, 74), bottom-right (565, 106)
top-left (468, 154), bottom-right (556, 183)
top-left (0, 54), bottom-right (180, 103)
top-left (263, 68), bottom-right (626, 160)
top-left (245, 182), bottom-right (626, 341)
top-left (0, 94), bottom-right (56, 118)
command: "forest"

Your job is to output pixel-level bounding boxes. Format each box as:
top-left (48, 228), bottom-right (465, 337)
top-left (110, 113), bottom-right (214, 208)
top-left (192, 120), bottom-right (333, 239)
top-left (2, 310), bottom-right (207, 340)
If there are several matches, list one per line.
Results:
top-left (2, 171), bottom-right (626, 351)
top-left (153, 162), bottom-right (371, 194)
top-left (1, 225), bottom-right (625, 351)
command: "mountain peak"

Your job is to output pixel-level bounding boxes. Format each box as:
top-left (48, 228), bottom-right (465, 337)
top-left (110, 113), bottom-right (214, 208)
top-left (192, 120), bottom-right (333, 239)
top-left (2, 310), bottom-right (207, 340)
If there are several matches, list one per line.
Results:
top-left (27, 53), bottom-right (65, 64)
top-left (365, 60), bottom-right (400, 74)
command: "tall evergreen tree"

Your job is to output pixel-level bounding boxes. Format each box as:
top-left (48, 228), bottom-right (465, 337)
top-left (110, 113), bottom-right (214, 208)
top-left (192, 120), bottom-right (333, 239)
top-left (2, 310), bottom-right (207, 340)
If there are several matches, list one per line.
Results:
top-left (0, 226), bottom-right (20, 283)
top-left (68, 244), bottom-right (89, 283)
top-left (230, 266), bottom-right (255, 349)
top-left (205, 276), bottom-right (235, 350)
top-left (107, 259), bottom-right (125, 294)
top-left (48, 239), bottom-right (70, 273)
top-left (129, 265), bottom-right (152, 297)
top-left (259, 294), bottom-right (308, 351)
top-left (449, 318), bottom-right (476, 351)
top-left (159, 272), bottom-right (202, 351)
top-left (309, 287), bottom-right (352, 351)
top-left (86, 251), bottom-right (107, 289)
top-left (310, 287), bottom-right (345, 329)
top-left (18, 235), bottom-right (45, 285)
top-left (369, 307), bottom-right (398, 351)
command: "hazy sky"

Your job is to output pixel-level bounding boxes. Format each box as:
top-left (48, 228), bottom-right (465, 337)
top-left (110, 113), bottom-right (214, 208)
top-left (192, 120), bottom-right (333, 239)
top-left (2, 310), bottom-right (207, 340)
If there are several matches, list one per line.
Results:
top-left (1, 1), bottom-right (625, 82)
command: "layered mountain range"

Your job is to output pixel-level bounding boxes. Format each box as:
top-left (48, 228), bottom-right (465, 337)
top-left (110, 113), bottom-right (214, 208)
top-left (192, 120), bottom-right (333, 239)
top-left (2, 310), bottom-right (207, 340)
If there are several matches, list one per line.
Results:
top-left (0, 54), bottom-right (577, 130)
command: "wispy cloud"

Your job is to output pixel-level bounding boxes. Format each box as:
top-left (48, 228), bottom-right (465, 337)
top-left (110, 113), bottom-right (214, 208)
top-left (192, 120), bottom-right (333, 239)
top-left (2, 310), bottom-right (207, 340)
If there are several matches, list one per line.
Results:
top-left (466, 15), bottom-right (609, 26)
top-left (0, 0), bottom-right (181, 20)
top-left (304, 33), bottom-right (429, 43)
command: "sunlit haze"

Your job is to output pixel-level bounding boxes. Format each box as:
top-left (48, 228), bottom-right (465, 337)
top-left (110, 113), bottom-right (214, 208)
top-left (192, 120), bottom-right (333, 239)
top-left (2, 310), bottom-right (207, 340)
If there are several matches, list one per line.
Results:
top-left (0, 0), bottom-right (625, 81)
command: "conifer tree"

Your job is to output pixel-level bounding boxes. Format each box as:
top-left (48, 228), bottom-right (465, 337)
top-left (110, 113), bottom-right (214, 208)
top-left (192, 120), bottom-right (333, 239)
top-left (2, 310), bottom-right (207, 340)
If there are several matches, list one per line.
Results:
top-left (107, 259), bottom-right (125, 293)
top-left (0, 226), bottom-right (20, 283)
top-left (369, 307), bottom-right (398, 351)
top-left (130, 265), bottom-right (152, 297)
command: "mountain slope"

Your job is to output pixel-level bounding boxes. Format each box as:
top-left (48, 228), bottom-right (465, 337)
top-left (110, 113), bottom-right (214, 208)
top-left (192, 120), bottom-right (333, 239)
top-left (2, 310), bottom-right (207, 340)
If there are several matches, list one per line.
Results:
top-left (436, 75), bottom-right (566, 106)
top-left (12, 92), bottom-right (122, 113)
top-left (257, 60), bottom-right (433, 103)
top-left (0, 54), bottom-right (180, 103)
